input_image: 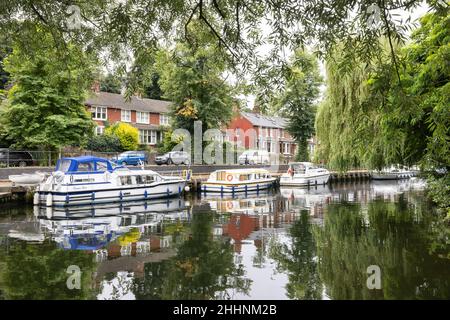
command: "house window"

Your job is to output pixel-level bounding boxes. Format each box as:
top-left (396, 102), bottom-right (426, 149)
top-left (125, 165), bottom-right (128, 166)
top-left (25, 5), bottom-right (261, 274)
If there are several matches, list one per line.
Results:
top-left (91, 106), bottom-right (107, 120)
top-left (283, 142), bottom-right (289, 154)
top-left (136, 111), bottom-right (149, 124)
top-left (121, 110), bottom-right (131, 122)
top-left (160, 114), bottom-right (170, 126)
top-left (139, 129), bottom-right (157, 144)
top-left (95, 126), bottom-right (105, 136)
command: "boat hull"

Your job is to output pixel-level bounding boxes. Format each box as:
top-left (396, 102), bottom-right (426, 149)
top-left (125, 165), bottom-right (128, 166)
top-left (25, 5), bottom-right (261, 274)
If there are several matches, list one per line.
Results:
top-left (279, 173), bottom-right (330, 187)
top-left (201, 179), bottom-right (276, 193)
top-left (372, 172), bottom-right (414, 180)
top-left (37, 180), bottom-right (186, 207)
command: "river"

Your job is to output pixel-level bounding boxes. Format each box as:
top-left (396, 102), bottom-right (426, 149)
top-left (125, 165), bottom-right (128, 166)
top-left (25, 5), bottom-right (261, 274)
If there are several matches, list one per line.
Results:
top-left (0, 179), bottom-right (448, 300)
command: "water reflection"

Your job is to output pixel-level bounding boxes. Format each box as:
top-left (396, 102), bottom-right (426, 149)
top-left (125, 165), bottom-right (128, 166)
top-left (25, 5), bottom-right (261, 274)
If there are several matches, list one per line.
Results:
top-left (0, 179), bottom-right (448, 300)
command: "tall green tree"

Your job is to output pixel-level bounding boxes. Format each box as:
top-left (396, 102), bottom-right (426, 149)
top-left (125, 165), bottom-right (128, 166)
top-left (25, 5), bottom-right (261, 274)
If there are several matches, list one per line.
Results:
top-left (276, 50), bottom-right (322, 161)
top-left (155, 40), bottom-right (234, 133)
top-left (0, 30), bottom-right (96, 150)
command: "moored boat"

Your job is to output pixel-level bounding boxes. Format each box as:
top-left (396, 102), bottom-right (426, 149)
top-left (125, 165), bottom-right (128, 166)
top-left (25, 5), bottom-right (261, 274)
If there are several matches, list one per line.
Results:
top-left (371, 166), bottom-right (416, 180)
top-left (34, 156), bottom-right (186, 207)
top-left (201, 168), bottom-right (276, 193)
top-left (279, 162), bottom-right (330, 187)
top-left (9, 172), bottom-right (47, 186)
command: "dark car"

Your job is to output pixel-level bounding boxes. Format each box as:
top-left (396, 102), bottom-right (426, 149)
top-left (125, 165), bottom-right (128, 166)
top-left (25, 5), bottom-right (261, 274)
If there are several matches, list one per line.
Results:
top-left (0, 150), bottom-right (35, 167)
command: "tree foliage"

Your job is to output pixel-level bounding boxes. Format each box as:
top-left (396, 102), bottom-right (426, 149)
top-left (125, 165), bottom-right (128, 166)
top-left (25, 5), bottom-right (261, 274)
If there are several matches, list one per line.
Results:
top-left (315, 9), bottom-right (449, 172)
top-left (86, 134), bottom-right (122, 152)
top-left (100, 73), bottom-right (122, 94)
top-left (155, 36), bottom-right (234, 133)
top-left (105, 122), bottom-right (138, 151)
top-left (276, 50), bottom-right (322, 161)
top-left (2, 0), bottom-right (444, 96)
top-left (0, 30), bottom-right (96, 150)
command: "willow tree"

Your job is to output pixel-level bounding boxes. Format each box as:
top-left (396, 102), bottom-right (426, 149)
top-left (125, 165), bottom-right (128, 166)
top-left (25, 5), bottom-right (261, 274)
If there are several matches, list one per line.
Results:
top-left (314, 48), bottom-right (384, 171)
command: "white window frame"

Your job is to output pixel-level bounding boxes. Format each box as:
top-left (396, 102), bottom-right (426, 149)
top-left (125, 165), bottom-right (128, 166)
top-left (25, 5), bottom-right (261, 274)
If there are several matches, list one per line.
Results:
top-left (91, 106), bottom-right (107, 120)
top-left (121, 110), bottom-right (131, 122)
top-left (139, 129), bottom-right (158, 145)
top-left (95, 125), bottom-right (105, 136)
top-left (160, 114), bottom-right (170, 126)
top-left (136, 111), bottom-right (149, 124)
top-left (283, 142), bottom-right (289, 154)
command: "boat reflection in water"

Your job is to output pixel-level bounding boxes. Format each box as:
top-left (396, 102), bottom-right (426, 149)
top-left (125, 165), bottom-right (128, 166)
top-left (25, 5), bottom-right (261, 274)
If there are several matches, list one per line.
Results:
top-left (34, 198), bottom-right (190, 257)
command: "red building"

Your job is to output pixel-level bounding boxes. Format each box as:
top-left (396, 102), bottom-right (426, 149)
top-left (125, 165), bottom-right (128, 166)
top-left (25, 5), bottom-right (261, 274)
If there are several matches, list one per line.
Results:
top-left (225, 111), bottom-right (298, 157)
top-left (85, 90), bottom-right (171, 146)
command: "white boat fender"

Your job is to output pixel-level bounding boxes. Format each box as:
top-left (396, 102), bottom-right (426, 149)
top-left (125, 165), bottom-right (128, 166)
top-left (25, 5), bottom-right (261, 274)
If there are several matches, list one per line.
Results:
top-left (184, 186), bottom-right (190, 192)
top-left (46, 206), bottom-right (53, 219)
top-left (33, 192), bottom-right (39, 205)
top-left (46, 193), bottom-right (53, 207)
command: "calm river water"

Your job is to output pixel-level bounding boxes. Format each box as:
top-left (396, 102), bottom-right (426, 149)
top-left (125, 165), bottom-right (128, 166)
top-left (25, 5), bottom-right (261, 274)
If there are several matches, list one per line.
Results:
top-left (0, 180), bottom-right (449, 300)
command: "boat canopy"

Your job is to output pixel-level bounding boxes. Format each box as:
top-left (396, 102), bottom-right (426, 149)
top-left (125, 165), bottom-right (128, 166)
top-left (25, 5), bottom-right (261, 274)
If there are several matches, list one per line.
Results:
top-left (56, 156), bottom-right (114, 173)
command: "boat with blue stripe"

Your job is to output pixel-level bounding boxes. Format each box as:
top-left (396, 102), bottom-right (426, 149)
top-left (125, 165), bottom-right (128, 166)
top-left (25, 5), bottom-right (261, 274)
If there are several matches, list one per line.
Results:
top-left (34, 156), bottom-right (187, 207)
top-left (201, 168), bottom-right (276, 194)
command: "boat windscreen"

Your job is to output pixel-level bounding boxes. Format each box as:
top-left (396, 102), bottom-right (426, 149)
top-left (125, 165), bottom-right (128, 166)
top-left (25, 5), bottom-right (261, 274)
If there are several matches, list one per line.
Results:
top-left (57, 159), bottom-right (72, 172)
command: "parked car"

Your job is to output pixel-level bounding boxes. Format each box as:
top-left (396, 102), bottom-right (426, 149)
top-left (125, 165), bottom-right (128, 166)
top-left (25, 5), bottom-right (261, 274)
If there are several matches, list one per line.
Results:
top-left (0, 150), bottom-right (36, 167)
top-left (114, 151), bottom-right (148, 166)
top-left (155, 151), bottom-right (190, 165)
top-left (238, 150), bottom-right (271, 165)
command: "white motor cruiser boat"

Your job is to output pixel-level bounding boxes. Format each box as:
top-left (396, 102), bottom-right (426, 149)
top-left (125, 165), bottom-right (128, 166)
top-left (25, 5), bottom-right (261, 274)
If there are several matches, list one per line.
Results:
top-left (371, 166), bottom-right (416, 180)
top-left (201, 168), bottom-right (276, 193)
top-left (279, 162), bottom-right (330, 187)
top-left (34, 156), bottom-right (187, 207)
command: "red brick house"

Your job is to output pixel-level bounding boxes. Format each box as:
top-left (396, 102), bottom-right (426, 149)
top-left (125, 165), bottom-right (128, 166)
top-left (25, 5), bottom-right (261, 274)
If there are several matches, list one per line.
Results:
top-left (85, 91), bottom-right (171, 146)
top-left (226, 111), bottom-right (298, 156)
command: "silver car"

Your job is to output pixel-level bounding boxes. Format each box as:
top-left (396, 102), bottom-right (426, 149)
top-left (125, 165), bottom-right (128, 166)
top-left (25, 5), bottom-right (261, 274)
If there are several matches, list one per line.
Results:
top-left (155, 151), bottom-right (190, 165)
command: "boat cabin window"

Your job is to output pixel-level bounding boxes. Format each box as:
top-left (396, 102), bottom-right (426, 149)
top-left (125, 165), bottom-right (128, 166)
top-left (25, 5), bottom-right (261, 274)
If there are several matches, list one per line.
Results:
top-left (292, 164), bottom-right (306, 173)
top-left (77, 162), bottom-right (94, 172)
top-left (239, 174), bottom-right (251, 181)
top-left (96, 161), bottom-right (109, 171)
top-left (216, 171), bottom-right (227, 181)
top-left (120, 176), bottom-right (133, 185)
top-left (136, 175), bottom-right (155, 184)
top-left (58, 159), bottom-right (72, 172)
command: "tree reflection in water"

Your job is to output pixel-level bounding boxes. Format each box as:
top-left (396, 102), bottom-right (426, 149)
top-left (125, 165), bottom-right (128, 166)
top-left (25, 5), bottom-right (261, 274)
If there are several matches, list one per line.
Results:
top-left (269, 210), bottom-right (322, 300)
top-left (132, 211), bottom-right (252, 300)
top-left (0, 239), bottom-right (97, 299)
top-left (313, 195), bottom-right (450, 299)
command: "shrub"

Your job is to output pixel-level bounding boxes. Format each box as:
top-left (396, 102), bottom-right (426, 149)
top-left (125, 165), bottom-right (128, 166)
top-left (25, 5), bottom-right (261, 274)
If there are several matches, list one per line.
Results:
top-left (105, 122), bottom-right (139, 151)
top-left (87, 134), bottom-right (122, 152)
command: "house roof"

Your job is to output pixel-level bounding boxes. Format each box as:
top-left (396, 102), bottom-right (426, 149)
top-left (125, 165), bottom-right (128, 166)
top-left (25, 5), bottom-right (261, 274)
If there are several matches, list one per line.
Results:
top-left (241, 112), bottom-right (288, 129)
top-left (85, 91), bottom-right (171, 114)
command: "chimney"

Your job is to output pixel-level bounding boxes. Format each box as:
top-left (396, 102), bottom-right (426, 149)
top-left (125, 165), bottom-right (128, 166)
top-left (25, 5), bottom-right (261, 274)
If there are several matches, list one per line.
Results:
top-left (91, 80), bottom-right (100, 93)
